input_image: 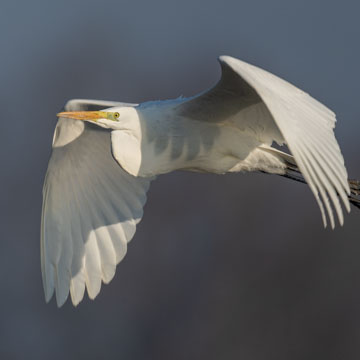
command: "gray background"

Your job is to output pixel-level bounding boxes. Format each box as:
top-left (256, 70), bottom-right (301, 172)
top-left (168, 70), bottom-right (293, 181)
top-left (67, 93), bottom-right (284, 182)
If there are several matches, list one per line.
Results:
top-left (1, 0), bottom-right (360, 359)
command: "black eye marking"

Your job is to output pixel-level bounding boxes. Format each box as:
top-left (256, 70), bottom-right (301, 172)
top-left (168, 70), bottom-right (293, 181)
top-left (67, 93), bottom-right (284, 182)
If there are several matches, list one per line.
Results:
top-left (114, 112), bottom-right (120, 119)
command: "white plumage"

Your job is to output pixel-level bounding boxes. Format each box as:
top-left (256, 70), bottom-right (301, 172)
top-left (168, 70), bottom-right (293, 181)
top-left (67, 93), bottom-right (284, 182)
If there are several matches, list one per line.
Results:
top-left (42, 56), bottom-right (354, 306)
top-left (42, 101), bottom-right (151, 306)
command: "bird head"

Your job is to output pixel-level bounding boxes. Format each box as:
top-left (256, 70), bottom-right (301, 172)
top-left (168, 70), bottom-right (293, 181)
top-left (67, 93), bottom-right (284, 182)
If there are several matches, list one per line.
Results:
top-left (57, 106), bottom-right (138, 130)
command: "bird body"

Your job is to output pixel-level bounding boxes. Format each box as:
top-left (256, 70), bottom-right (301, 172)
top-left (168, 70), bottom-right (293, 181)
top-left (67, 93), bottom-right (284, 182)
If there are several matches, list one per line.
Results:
top-left (42, 56), bottom-right (359, 307)
top-left (108, 98), bottom-right (285, 177)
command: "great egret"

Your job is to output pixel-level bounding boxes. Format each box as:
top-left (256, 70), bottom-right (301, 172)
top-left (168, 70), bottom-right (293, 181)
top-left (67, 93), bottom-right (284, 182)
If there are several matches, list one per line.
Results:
top-left (42, 55), bottom-right (360, 307)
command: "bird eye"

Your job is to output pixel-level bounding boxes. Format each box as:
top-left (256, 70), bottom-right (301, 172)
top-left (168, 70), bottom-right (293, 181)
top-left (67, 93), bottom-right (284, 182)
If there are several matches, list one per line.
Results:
top-left (114, 112), bottom-right (120, 119)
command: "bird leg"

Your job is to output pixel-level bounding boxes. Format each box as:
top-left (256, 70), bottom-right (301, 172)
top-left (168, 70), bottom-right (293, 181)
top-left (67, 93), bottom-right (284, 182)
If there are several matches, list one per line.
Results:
top-left (349, 179), bottom-right (360, 195)
top-left (277, 161), bottom-right (360, 210)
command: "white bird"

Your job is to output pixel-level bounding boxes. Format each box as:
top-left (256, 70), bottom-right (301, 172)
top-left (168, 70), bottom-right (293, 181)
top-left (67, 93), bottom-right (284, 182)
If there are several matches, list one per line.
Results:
top-left (42, 55), bottom-right (360, 307)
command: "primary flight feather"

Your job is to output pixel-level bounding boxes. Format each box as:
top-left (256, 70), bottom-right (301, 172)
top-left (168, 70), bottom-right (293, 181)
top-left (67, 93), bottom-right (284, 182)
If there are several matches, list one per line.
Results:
top-left (42, 56), bottom-right (359, 307)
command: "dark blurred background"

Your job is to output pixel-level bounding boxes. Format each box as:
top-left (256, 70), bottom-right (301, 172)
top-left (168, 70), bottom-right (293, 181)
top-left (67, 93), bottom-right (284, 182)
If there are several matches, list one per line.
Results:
top-left (1, 0), bottom-right (360, 359)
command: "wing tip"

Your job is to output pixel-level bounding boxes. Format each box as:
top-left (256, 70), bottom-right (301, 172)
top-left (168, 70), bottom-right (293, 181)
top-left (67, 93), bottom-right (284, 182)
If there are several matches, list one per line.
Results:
top-left (44, 290), bottom-right (54, 304)
top-left (70, 289), bottom-right (85, 307)
top-left (70, 294), bottom-right (84, 307)
top-left (56, 292), bottom-right (70, 308)
top-left (43, 264), bottom-right (55, 304)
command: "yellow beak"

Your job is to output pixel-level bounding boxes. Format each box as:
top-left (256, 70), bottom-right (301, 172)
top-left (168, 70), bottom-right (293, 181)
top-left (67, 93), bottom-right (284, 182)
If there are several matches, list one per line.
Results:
top-left (57, 111), bottom-right (108, 122)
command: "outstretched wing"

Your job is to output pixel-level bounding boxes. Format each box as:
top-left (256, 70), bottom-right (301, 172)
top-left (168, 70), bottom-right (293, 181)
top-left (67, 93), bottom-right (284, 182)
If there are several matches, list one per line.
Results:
top-left (177, 56), bottom-right (350, 228)
top-left (64, 98), bottom-right (138, 112)
top-left (41, 99), bottom-right (151, 307)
